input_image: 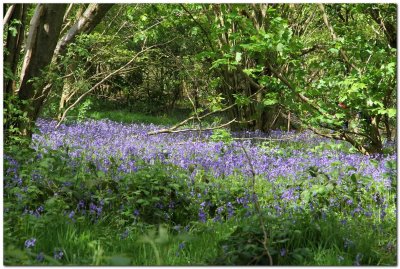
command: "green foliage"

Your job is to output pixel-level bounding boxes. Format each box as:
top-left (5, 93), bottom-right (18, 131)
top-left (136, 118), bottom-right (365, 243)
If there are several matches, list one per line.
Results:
top-left (117, 161), bottom-right (195, 224)
top-left (76, 99), bottom-right (93, 122)
top-left (210, 129), bottom-right (233, 144)
top-left (3, 95), bottom-right (32, 145)
top-left (87, 108), bottom-right (188, 125)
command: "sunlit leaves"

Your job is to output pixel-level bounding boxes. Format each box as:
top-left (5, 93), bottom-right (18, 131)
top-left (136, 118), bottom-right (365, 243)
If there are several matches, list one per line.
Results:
top-left (233, 93), bottom-right (250, 107)
top-left (262, 92), bottom-right (279, 106)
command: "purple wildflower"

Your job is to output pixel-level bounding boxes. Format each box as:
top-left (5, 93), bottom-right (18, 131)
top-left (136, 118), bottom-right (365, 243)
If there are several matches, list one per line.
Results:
top-left (133, 209), bottom-right (140, 217)
top-left (68, 210), bottom-right (75, 221)
top-left (36, 252), bottom-right (45, 262)
top-left (25, 238), bottom-right (36, 248)
top-left (121, 229), bottom-right (129, 239)
top-left (198, 209), bottom-right (206, 222)
top-left (226, 202), bottom-right (234, 219)
top-left (281, 188), bottom-right (298, 201)
top-left (344, 238), bottom-right (354, 249)
top-left (354, 253), bottom-right (363, 266)
top-left (54, 249), bottom-right (64, 260)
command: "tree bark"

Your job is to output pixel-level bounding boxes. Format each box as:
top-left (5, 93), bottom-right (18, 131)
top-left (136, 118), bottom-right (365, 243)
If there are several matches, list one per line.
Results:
top-left (17, 4), bottom-right (67, 135)
top-left (53, 4), bottom-right (114, 58)
top-left (3, 4), bottom-right (16, 25)
top-left (19, 4), bottom-right (67, 100)
top-left (54, 4), bottom-right (114, 118)
top-left (4, 4), bottom-right (27, 95)
top-left (367, 6), bottom-right (397, 49)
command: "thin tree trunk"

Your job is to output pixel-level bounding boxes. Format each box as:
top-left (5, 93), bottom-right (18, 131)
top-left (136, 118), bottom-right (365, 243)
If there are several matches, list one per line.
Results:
top-left (54, 4), bottom-right (114, 117)
top-left (3, 4), bottom-right (16, 25)
top-left (53, 4), bottom-right (114, 58)
top-left (4, 4), bottom-right (27, 95)
top-left (383, 114), bottom-right (392, 142)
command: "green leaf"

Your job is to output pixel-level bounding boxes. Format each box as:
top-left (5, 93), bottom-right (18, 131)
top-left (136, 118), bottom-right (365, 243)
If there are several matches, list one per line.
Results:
top-left (235, 52), bottom-right (242, 63)
top-left (263, 99), bottom-right (278, 106)
top-left (328, 48), bottom-right (339, 54)
top-left (276, 43), bottom-right (284, 52)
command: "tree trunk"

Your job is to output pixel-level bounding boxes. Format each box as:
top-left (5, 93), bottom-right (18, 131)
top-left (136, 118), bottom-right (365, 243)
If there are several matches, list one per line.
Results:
top-left (53, 4), bottom-right (114, 58)
top-left (383, 114), bottom-right (392, 142)
top-left (367, 6), bottom-right (397, 49)
top-left (55, 4), bottom-right (114, 118)
top-left (17, 4), bottom-right (67, 136)
top-left (4, 4), bottom-right (27, 95)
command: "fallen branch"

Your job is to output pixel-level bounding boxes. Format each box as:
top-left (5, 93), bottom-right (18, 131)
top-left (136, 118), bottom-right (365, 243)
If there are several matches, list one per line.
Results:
top-left (147, 86), bottom-right (266, 136)
top-left (147, 119), bottom-right (236, 135)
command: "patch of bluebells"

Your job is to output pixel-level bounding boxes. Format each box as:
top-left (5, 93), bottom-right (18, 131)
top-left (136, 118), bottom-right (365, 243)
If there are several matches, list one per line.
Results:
top-left (4, 118), bottom-right (396, 225)
top-left (23, 205), bottom-right (44, 218)
top-left (354, 253), bottom-right (363, 266)
top-left (32, 119), bottom-right (396, 188)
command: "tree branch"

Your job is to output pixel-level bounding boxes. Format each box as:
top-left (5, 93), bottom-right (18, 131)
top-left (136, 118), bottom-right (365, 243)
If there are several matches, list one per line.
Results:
top-left (56, 41), bottom-right (172, 128)
top-left (266, 62), bottom-right (331, 119)
top-left (147, 119), bottom-right (237, 135)
top-left (179, 4), bottom-right (215, 52)
top-left (146, 85), bottom-right (266, 136)
top-left (3, 4), bottom-right (16, 25)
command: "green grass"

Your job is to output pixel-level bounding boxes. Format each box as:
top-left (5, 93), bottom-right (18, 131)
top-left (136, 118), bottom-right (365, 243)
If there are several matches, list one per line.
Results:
top-left (87, 108), bottom-right (190, 126)
top-left (4, 201), bottom-right (397, 265)
top-left (4, 214), bottom-right (238, 265)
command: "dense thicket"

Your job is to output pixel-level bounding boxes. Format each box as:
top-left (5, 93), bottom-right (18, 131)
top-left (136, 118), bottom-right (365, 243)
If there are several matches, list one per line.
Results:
top-left (3, 4), bottom-right (397, 154)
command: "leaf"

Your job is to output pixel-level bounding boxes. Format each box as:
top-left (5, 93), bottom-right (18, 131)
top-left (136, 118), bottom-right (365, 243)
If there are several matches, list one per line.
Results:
top-left (276, 43), bottom-right (284, 53)
top-left (328, 48), bottom-right (339, 54)
top-left (235, 52), bottom-right (242, 63)
top-left (291, 253), bottom-right (304, 261)
top-left (263, 99), bottom-right (278, 106)
top-left (136, 199), bottom-right (147, 204)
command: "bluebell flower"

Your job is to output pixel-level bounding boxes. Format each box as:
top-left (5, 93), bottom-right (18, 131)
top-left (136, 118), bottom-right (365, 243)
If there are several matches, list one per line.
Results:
top-left (344, 238), bottom-right (354, 249)
top-left (353, 253), bottom-right (363, 266)
top-left (54, 249), bottom-right (64, 260)
top-left (133, 209), bottom-right (140, 217)
top-left (25, 238), bottom-right (36, 248)
top-left (36, 252), bottom-right (45, 262)
top-left (121, 229), bottom-right (129, 239)
top-left (337, 255), bottom-right (344, 263)
top-left (198, 208), bottom-right (207, 222)
top-left (68, 210), bottom-right (75, 220)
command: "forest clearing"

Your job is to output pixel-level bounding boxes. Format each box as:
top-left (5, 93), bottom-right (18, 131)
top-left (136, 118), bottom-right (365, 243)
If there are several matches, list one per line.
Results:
top-left (3, 3), bottom-right (397, 265)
